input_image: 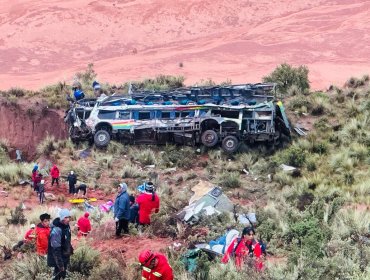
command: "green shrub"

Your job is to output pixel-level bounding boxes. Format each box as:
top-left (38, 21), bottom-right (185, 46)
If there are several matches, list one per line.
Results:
top-left (133, 148), bottom-right (157, 165)
top-left (10, 254), bottom-right (52, 279)
top-left (129, 75), bottom-right (185, 91)
top-left (281, 145), bottom-right (306, 167)
top-left (69, 245), bottom-right (101, 276)
top-left (263, 63), bottom-right (310, 94)
top-left (121, 164), bottom-right (143, 178)
top-left (217, 171), bottom-right (241, 188)
top-left (7, 204), bottom-right (27, 225)
top-left (161, 145), bottom-right (195, 168)
top-left (89, 261), bottom-right (124, 280)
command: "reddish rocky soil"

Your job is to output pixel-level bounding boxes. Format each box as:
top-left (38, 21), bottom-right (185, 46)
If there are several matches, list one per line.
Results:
top-left (0, 100), bottom-right (67, 160)
top-left (0, 0), bottom-right (369, 90)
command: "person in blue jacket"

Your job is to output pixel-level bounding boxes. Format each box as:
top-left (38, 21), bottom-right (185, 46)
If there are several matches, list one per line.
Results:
top-left (114, 183), bottom-right (130, 237)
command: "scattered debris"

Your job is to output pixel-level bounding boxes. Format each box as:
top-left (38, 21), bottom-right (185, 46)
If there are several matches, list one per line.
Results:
top-left (177, 186), bottom-right (234, 224)
top-left (294, 123), bottom-right (309, 136)
top-left (145, 165), bottom-right (155, 169)
top-left (280, 164), bottom-right (297, 171)
top-left (79, 148), bottom-right (91, 159)
top-left (242, 169), bottom-right (250, 175)
top-left (163, 167), bottom-right (177, 174)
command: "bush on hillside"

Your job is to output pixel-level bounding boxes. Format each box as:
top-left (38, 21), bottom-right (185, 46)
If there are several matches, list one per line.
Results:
top-left (69, 245), bottom-right (101, 277)
top-left (7, 204), bottom-right (27, 225)
top-left (263, 63), bottom-right (310, 94)
top-left (130, 74), bottom-right (185, 91)
top-left (217, 171), bottom-right (241, 189)
top-left (89, 260), bottom-right (124, 280)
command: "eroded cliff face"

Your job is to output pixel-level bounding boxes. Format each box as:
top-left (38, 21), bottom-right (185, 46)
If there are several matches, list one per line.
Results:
top-left (0, 101), bottom-right (68, 160)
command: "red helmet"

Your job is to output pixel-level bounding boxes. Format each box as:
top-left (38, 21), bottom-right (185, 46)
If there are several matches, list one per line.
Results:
top-left (138, 250), bottom-right (155, 266)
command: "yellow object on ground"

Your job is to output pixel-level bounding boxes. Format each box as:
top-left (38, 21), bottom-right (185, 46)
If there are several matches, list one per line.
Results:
top-left (69, 198), bottom-right (97, 204)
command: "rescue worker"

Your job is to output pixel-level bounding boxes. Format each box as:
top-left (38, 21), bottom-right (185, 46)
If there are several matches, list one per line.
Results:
top-left (136, 182), bottom-right (160, 226)
top-left (50, 164), bottom-right (60, 187)
top-left (221, 227), bottom-right (263, 270)
top-left (47, 209), bottom-right (73, 280)
top-left (74, 182), bottom-right (87, 198)
top-left (113, 183), bottom-right (130, 237)
top-left (24, 224), bottom-right (36, 243)
top-left (67, 171), bottom-right (77, 195)
top-left (77, 212), bottom-right (91, 238)
top-left (138, 249), bottom-right (174, 280)
top-left (36, 213), bottom-right (51, 256)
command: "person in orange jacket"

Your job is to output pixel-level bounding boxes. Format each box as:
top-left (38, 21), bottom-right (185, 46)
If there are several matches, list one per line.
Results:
top-left (221, 227), bottom-right (263, 270)
top-left (24, 224), bottom-right (36, 243)
top-left (136, 182), bottom-right (160, 226)
top-left (138, 250), bottom-right (173, 280)
top-left (50, 164), bottom-right (60, 187)
top-left (36, 213), bottom-right (51, 256)
top-left (77, 212), bottom-right (92, 237)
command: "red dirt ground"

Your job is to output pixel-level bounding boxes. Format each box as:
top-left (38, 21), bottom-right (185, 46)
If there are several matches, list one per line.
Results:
top-left (92, 236), bottom-right (173, 262)
top-left (0, 0), bottom-right (369, 90)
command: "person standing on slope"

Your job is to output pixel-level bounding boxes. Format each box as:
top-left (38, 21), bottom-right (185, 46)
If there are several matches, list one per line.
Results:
top-left (67, 171), bottom-right (77, 195)
top-left (136, 182), bottom-right (160, 226)
top-left (138, 249), bottom-right (174, 280)
top-left (47, 209), bottom-right (73, 280)
top-left (50, 164), bottom-right (60, 187)
top-left (113, 183), bottom-right (130, 238)
top-left (36, 213), bottom-right (51, 256)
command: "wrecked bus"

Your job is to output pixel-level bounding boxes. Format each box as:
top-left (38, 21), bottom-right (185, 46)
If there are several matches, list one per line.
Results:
top-left (65, 83), bottom-right (291, 153)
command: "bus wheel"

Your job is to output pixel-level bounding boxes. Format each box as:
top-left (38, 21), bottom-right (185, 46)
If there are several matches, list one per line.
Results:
top-left (94, 130), bottom-right (111, 148)
top-left (201, 130), bottom-right (218, 147)
top-left (222, 136), bottom-right (239, 153)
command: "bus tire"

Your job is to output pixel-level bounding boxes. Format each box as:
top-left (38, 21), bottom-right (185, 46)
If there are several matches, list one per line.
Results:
top-left (201, 130), bottom-right (219, 147)
top-left (94, 130), bottom-right (111, 148)
top-left (222, 135), bottom-right (239, 153)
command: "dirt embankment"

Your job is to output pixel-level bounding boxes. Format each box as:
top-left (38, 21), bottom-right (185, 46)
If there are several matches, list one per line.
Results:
top-left (0, 100), bottom-right (68, 160)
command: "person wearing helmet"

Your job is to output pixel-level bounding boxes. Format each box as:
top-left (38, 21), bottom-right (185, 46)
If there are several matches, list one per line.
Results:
top-left (47, 209), bottom-right (73, 280)
top-left (221, 227), bottom-right (263, 270)
top-left (36, 213), bottom-right (51, 256)
top-left (136, 182), bottom-right (160, 226)
top-left (113, 183), bottom-right (130, 237)
top-left (138, 250), bottom-right (173, 280)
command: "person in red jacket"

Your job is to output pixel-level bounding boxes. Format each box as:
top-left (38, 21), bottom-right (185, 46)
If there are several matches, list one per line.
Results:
top-left (139, 250), bottom-right (173, 280)
top-left (36, 213), bottom-right (51, 256)
top-left (77, 212), bottom-right (92, 237)
top-left (222, 227), bottom-right (263, 270)
top-left (24, 224), bottom-right (36, 243)
top-left (50, 164), bottom-right (60, 187)
top-left (136, 182), bottom-right (160, 226)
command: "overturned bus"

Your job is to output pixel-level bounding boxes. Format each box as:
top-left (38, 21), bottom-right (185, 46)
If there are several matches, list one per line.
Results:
top-left (65, 83), bottom-right (291, 153)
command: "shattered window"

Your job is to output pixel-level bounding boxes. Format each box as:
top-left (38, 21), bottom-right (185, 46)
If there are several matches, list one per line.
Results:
top-left (119, 111), bottom-right (130, 119)
top-left (138, 111), bottom-right (151, 120)
top-left (98, 110), bottom-right (116, 120)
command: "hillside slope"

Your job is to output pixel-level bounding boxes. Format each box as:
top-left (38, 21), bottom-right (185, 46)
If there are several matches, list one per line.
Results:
top-left (0, 0), bottom-right (369, 90)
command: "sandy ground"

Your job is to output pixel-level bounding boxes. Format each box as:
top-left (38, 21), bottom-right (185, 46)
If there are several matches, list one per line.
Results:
top-left (0, 0), bottom-right (369, 90)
